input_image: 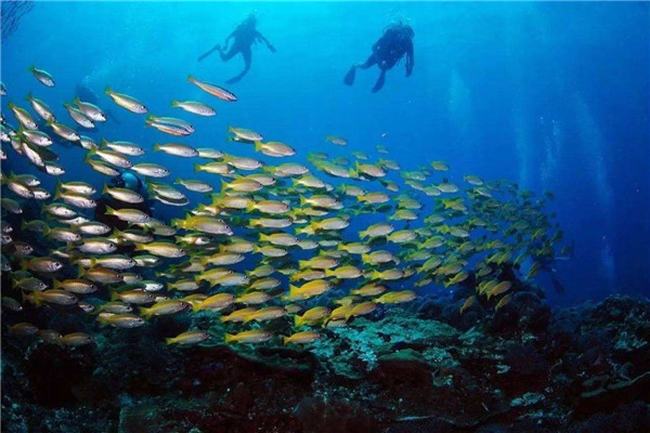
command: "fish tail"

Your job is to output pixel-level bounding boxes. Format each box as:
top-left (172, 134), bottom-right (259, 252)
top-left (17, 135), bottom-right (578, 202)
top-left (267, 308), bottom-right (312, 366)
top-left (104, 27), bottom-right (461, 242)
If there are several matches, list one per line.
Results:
top-left (224, 333), bottom-right (235, 343)
top-left (96, 313), bottom-right (111, 325)
top-left (293, 315), bottom-right (303, 327)
top-left (23, 291), bottom-right (41, 307)
top-left (165, 337), bottom-right (176, 345)
top-left (105, 205), bottom-right (116, 216)
top-left (282, 336), bottom-right (290, 345)
top-left (187, 75), bottom-right (195, 83)
top-left (139, 307), bottom-right (152, 319)
top-left (104, 86), bottom-right (112, 95)
top-left (170, 100), bottom-right (180, 108)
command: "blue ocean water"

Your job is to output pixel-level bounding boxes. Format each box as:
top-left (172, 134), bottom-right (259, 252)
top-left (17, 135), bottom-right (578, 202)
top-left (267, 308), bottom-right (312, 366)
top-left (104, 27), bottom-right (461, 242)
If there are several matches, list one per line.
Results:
top-left (2, 0), bottom-right (649, 308)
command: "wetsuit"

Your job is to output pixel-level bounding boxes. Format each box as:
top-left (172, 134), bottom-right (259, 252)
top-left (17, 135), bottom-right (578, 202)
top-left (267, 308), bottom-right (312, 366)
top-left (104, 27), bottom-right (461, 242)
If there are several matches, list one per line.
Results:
top-left (344, 24), bottom-right (414, 92)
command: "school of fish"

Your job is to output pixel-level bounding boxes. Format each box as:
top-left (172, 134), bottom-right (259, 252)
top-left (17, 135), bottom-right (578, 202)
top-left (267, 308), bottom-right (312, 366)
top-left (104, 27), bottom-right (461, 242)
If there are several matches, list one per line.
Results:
top-left (0, 68), bottom-right (569, 349)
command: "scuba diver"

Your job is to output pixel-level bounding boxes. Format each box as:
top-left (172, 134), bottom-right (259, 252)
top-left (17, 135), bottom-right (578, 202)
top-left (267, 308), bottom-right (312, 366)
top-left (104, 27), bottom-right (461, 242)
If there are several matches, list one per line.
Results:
top-left (95, 171), bottom-right (151, 231)
top-left (198, 14), bottom-right (276, 84)
top-left (344, 22), bottom-right (415, 93)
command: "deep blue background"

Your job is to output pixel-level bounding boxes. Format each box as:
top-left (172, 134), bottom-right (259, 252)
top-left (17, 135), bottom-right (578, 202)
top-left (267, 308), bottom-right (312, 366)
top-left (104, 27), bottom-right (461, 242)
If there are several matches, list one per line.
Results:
top-left (2, 2), bottom-right (649, 305)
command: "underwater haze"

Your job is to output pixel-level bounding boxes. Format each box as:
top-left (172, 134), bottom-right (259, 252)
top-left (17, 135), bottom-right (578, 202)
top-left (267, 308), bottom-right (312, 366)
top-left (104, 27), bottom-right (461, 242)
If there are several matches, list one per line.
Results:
top-left (2, 2), bottom-right (650, 433)
top-left (3, 1), bottom-right (648, 303)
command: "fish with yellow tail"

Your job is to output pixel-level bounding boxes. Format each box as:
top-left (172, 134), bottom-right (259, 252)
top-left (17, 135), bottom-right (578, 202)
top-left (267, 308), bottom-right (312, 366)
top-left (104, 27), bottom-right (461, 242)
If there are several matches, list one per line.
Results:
top-left (224, 329), bottom-right (272, 344)
top-left (105, 87), bottom-right (147, 113)
top-left (294, 306), bottom-right (330, 327)
top-left (375, 290), bottom-right (417, 304)
top-left (166, 330), bottom-right (210, 345)
top-left (283, 331), bottom-right (320, 345)
top-left (140, 300), bottom-right (189, 319)
top-left (188, 75), bottom-right (237, 102)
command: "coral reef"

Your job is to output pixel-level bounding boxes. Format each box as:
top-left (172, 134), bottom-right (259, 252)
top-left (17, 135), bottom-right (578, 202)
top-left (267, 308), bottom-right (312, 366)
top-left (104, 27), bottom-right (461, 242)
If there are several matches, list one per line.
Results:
top-left (2, 295), bottom-right (649, 433)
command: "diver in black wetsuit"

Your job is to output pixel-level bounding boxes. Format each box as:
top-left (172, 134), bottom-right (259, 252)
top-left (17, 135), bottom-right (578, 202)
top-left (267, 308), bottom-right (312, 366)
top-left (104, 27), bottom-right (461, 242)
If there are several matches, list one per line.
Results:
top-left (95, 172), bottom-right (151, 231)
top-left (344, 23), bottom-right (415, 93)
top-left (198, 14), bottom-right (276, 84)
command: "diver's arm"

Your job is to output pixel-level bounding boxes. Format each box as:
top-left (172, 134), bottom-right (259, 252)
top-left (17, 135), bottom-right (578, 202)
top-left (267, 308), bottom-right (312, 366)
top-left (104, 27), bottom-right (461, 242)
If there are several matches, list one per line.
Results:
top-left (256, 31), bottom-right (276, 53)
top-left (223, 32), bottom-right (235, 50)
top-left (197, 43), bottom-right (221, 62)
top-left (405, 40), bottom-right (414, 76)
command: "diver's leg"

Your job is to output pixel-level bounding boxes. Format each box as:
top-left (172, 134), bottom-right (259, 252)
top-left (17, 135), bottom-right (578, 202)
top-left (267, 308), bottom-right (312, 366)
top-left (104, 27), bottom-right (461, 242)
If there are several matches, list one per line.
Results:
top-left (345, 54), bottom-right (377, 86)
top-left (359, 53), bottom-right (377, 69)
top-left (198, 43), bottom-right (221, 62)
top-left (344, 66), bottom-right (357, 85)
top-left (226, 46), bottom-right (252, 84)
top-left (372, 69), bottom-right (387, 93)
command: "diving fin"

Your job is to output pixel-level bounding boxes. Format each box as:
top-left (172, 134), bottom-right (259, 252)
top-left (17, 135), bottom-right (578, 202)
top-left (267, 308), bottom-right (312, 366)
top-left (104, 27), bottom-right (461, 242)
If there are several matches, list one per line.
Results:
top-left (344, 66), bottom-right (356, 86)
top-left (372, 70), bottom-right (386, 93)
